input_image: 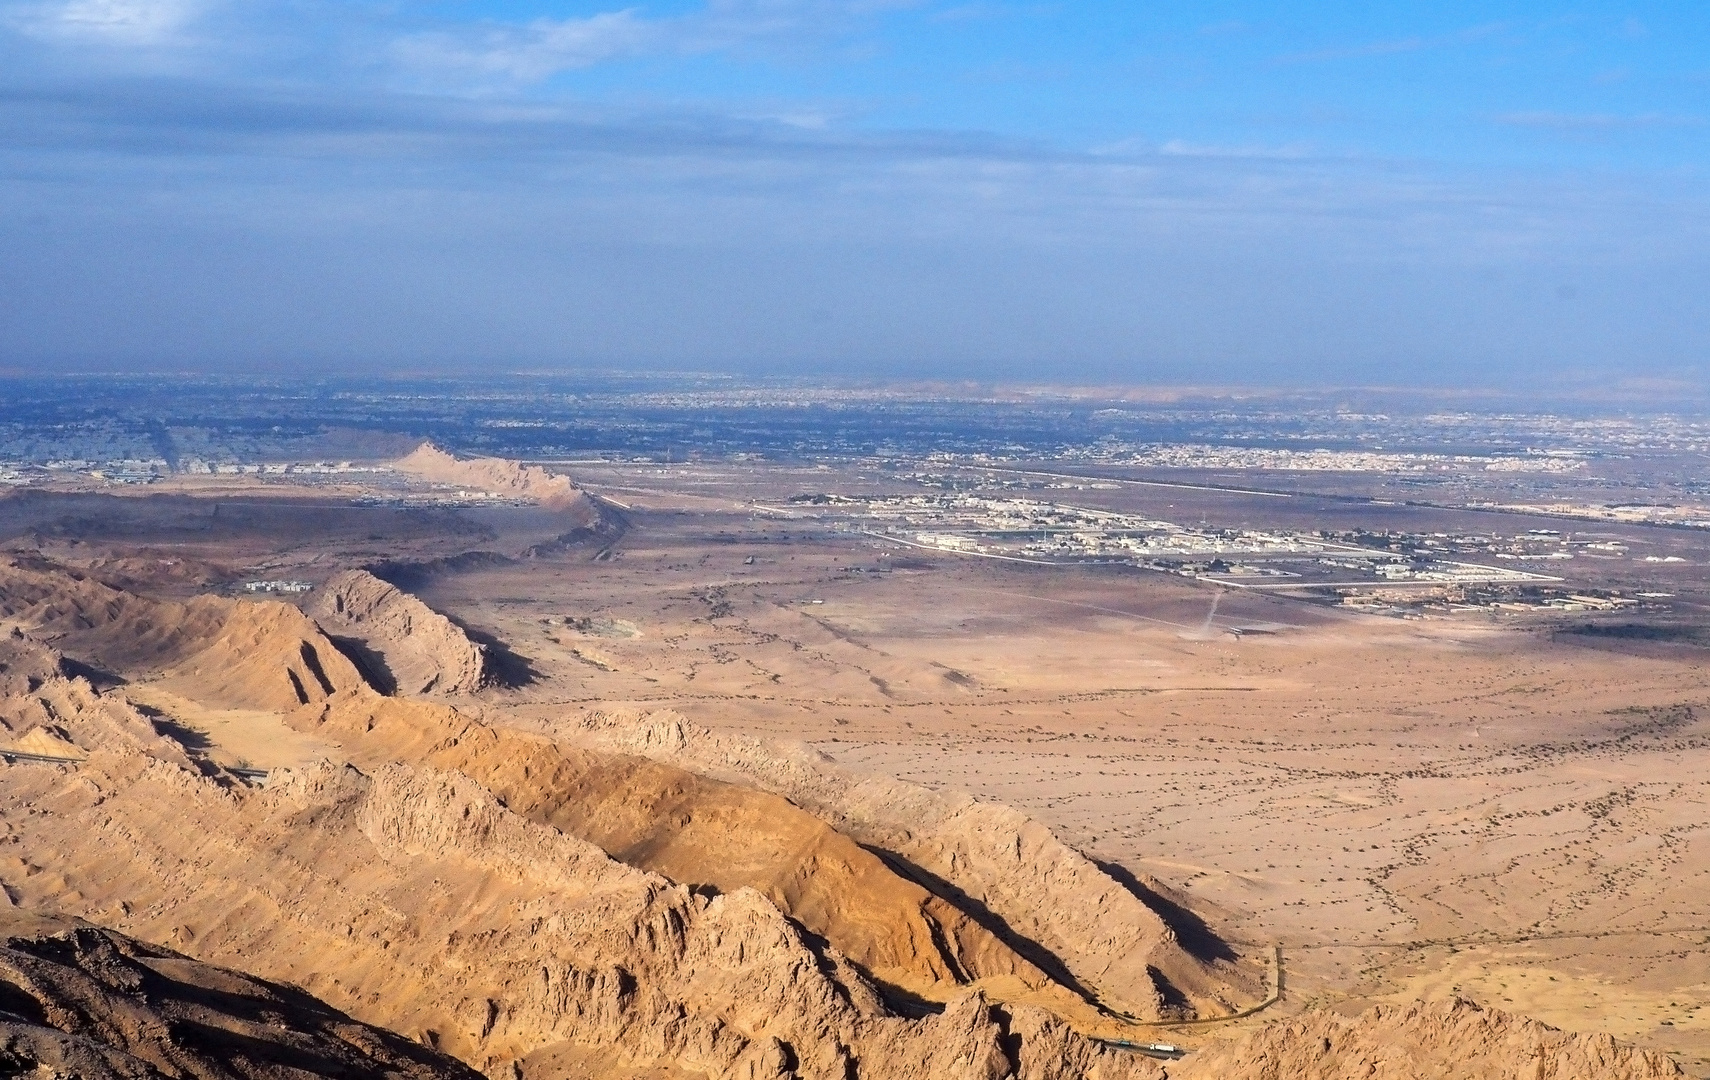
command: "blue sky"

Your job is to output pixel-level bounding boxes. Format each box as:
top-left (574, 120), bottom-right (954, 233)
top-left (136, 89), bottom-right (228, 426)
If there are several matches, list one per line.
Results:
top-left (1, 1), bottom-right (1706, 385)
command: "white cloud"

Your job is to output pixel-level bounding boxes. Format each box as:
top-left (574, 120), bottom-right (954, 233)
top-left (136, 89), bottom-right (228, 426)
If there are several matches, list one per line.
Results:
top-left (10, 0), bottom-right (203, 45)
top-left (392, 10), bottom-right (654, 83)
top-left (1157, 139), bottom-right (1314, 160)
top-left (388, 0), bottom-right (923, 87)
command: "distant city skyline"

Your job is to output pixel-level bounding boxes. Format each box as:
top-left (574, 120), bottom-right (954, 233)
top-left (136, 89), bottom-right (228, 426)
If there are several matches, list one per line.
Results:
top-left (1, 2), bottom-right (1706, 385)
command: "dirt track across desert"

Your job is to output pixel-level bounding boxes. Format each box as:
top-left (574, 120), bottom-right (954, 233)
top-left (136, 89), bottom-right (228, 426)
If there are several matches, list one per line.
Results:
top-left (3, 430), bottom-right (1708, 1079)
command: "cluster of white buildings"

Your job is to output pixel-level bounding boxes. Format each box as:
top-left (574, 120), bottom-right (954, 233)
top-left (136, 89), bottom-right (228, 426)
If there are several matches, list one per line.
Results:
top-left (851, 494), bottom-right (1328, 563)
top-left (1480, 501), bottom-right (1710, 529)
top-left (177, 459), bottom-right (385, 476)
top-left (0, 457), bottom-right (399, 487)
top-left (841, 493), bottom-right (1573, 598)
top-left (1118, 444), bottom-right (1586, 474)
top-left (242, 580), bottom-right (314, 594)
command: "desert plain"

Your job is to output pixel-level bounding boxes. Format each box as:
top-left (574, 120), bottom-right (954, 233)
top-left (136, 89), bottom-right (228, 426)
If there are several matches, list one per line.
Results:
top-left (437, 460), bottom-right (1710, 1068)
top-left (1, 437), bottom-right (1706, 1078)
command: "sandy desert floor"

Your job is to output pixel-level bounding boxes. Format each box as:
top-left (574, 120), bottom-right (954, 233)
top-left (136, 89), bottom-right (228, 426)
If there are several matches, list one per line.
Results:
top-left (6, 458), bottom-right (1710, 1075)
top-left (378, 464), bottom-right (1710, 1073)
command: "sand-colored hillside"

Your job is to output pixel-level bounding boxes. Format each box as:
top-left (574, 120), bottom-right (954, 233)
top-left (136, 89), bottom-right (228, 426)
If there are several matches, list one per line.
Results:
top-left (8, 559), bottom-right (1141, 1020)
top-left (0, 555), bottom-right (365, 712)
top-left (0, 738), bottom-right (1677, 1080)
top-left (0, 909), bottom-right (478, 1080)
top-left (0, 553), bottom-right (254, 674)
top-left (0, 747), bottom-right (1158, 1080)
top-left (0, 629), bottom-right (189, 763)
top-left (155, 600), bottom-right (367, 711)
top-left (0, 627), bottom-right (62, 698)
top-left (1, 672), bottom-right (183, 762)
top-left (566, 708), bottom-right (1264, 1021)
top-left (309, 568), bottom-right (490, 694)
top-left (1174, 997), bottom-right (1682, 1079)
top-left (393, 444), bottom-right (598, 519)
top-left (290, 690), bottom-right (1136, 1015)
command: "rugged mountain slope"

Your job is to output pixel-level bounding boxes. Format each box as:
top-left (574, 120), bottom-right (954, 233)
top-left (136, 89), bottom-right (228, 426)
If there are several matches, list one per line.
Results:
top-left (1173, 998), bottom-right (1682, 1080)
top-left (290, 691), bottom-right (1080, 1011)
top-left (0, 627), bottom-right (62, 698)
top-left (0, 909), bottom-right (479, 1079)
top-left (0, 555), bottom-right (365, 712)
top-left (0, 629), bottom-right (188, 763)
top-left (3, 560), bottom-right (1681, 1079)
top-left (0, 553), bottom-right (251, 674)
top-left (1, 671), bottom-right (181, 762)
top-left (0, 558), bottom-right (1225, 1022)
top-left (567, 709), bottom-right (1262, 1019)
top-left (155, 601), bottom-right (367, 711)
top-left (0, 747), bottom-right (1158, 1080)
top-left (308, 569), bottom-right (490, 695)
top-left (0, 745), bottom-right (1678, 1080)
top-left (0, 555), bottom-right (1255, 1021)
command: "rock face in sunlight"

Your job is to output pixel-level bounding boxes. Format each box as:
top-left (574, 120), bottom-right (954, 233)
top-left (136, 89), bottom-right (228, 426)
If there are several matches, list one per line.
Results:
top-left (309, 568), bottom-right (491, 694)
top-left (287, 691), bottom-right (1160, 1017)
top-left (0, 747), bottom-right (1162, 1080)
top-left (0, 718), bottom-right (1677, 1080)
top-left (567, 708), bottom-right (1265, 1021)
top-left (0, 565), bottom-right (1199, 1078)
top-left (0, 555), bottom-right (365, 711)
top-left (0, 629), bottom-right (187, 762)
top-left (1175, 998), bottom-right (1682, 1080)
top-left (393, 443), bottom-right (599, 519)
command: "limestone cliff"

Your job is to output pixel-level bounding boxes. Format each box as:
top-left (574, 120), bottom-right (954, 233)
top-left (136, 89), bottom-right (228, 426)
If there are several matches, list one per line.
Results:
top-left (0, 748), bottom-right (1159, 1080)
top-left (567, 709), bottom-right (1264, 1020)
top-left (1174, 998), bottom-right (1682, 1080)
top-left (392, 444), bottom-right (597, 520)
top-left (309, 569), bottom-right (490, 695)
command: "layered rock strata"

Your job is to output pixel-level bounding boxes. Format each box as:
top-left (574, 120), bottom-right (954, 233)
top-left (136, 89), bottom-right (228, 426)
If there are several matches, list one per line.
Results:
top-left (392, 445), bottom-right (598, 519)
top-left (0, 555), bottom-right (365, 712)
top-left (0, 747), bottom-right (1158, 1080)
top-left (290, 691), bottom-right (1086, 1012)
top-left (309, 569), bottom-right (490, 695)
top-left (0, 909), bottom-right (479, 1079)
top-left (567, 709), bottom-right (1263, 1019)
top-left (0, 629), bottom-right (189, 764)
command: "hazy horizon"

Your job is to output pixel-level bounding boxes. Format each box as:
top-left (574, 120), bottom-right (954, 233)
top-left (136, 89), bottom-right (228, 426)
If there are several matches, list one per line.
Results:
top-left (5, 369), bottom-right (1710, 418)
top-left (2, 2), bottom-right (1706, 385)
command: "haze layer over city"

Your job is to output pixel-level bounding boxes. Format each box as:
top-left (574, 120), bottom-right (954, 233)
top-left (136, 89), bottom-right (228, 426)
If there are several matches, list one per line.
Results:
top-left (3, 2), bottom-right (1707, 384)
top-left (2, 3), bottom-right (1709, 1080)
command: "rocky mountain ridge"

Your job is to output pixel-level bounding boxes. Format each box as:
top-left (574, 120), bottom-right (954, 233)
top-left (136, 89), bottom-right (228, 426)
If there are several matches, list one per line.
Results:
top-left (309, 568), bottom-right (491, 695)
top-left (566, 708), bottom-right (1259, 1020)
top-left (0, 554), bottom-right (1689, 1078)
top-left (0, 909), bottom-right (479, 1079)
top-left (392, 445), bottom-right (596, 519)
